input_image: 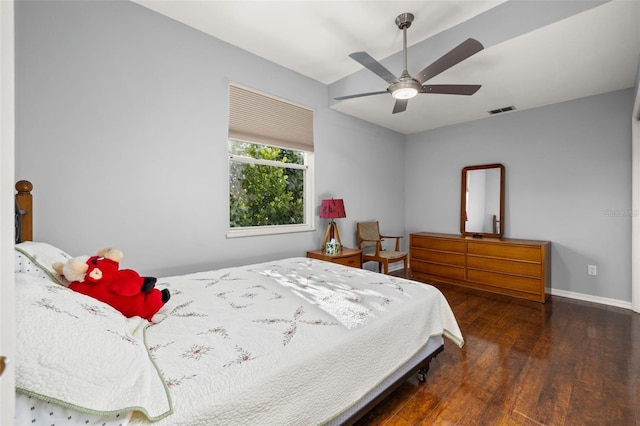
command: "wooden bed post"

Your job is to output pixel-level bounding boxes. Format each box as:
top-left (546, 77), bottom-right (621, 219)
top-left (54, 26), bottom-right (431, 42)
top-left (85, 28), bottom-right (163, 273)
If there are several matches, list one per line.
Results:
top-left (15, 180), bottom-right (33, 242)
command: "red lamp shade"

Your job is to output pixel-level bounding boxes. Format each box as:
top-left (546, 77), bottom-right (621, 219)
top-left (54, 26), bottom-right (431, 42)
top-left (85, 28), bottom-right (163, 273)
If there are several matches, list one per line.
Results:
top-left (320, 199), bottom-right (346, 219)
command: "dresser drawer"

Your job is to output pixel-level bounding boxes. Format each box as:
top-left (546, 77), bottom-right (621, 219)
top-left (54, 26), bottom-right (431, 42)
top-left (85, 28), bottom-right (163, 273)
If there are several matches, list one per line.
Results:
top-left (467, 242), bottom-right (541, 262)
top-left (333, 254), bottom-right (361, 268)
top-left (411, 260), bottom-right (465, 281)
top-left (411, 248), bottom-right (466, 267)
top-left (411, 236), bottom-right (466, 253)
top-left (467, 256), bottom-right (542, 278)
top-left (467, 269), bottom-right (542, 294)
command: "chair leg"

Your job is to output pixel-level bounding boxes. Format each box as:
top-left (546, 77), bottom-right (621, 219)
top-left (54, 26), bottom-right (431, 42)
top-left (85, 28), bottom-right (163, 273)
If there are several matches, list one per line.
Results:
top-left (383, 261), bottom-right (389, 274)
top-left (403, 257), bottom-right (408, 278)
top-left (378, 263), bottom-right (382, 273)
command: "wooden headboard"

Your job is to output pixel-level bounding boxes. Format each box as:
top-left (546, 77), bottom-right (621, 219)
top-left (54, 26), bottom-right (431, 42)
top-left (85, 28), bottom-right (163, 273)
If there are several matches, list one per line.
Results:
top-left (15, 180), bottom-right (33, 243)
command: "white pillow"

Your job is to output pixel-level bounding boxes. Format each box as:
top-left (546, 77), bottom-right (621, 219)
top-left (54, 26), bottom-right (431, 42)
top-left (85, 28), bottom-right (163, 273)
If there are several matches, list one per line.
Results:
top-left (15, 273), bottom-right (173, 421)
top-left (15, 241), bottom-right (71, 285)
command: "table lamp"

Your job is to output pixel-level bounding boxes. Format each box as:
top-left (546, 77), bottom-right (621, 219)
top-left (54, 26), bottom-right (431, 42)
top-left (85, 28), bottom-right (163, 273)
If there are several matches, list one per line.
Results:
top-left (320, 198), bottom-right (346, 249)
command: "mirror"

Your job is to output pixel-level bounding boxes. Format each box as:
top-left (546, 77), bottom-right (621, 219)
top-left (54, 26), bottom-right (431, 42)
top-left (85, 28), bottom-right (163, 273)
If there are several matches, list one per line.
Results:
top-left (460, 163), bottom-right (505, 238)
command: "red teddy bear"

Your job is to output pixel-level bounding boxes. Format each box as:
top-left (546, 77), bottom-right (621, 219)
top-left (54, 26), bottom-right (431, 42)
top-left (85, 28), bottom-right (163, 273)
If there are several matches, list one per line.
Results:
top-left (53, 248), bottom-right (170, 321)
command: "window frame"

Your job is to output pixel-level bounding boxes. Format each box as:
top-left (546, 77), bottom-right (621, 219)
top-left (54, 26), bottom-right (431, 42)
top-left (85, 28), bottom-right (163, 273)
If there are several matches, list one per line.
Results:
top-left (226, 140), bottom-right (315, 238)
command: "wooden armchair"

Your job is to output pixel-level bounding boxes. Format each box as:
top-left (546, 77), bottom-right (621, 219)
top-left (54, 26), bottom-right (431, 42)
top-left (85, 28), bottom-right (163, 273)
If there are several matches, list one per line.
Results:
top-left (356, 221), bottom-right (407, 277)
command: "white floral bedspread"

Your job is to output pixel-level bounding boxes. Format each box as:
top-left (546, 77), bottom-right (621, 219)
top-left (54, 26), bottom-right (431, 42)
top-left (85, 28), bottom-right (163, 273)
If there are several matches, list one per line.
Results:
top-left (131, 257), bottom-right (463, 425)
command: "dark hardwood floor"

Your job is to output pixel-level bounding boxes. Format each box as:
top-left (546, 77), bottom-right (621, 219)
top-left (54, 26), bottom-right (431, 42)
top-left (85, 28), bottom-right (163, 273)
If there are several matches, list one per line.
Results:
top-left (356, 272), bottom-right (640, 425)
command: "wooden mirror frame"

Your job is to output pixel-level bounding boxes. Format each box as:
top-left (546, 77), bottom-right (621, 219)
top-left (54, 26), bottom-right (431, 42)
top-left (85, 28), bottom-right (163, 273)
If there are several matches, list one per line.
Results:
top-left (460, 163), bottom-right (505, 238)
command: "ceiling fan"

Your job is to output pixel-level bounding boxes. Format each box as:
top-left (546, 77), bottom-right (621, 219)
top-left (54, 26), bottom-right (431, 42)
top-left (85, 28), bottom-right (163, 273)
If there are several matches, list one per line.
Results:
top-left (334, 13), bottom-right (484, 114)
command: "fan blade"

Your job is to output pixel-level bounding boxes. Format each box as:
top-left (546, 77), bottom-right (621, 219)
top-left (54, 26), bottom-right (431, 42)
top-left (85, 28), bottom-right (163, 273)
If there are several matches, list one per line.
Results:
top-left (334, 90), bottom-right (389, 101)
top-left (420, 84), bottom-right (481, 95)
top-left (415, 38), bottom-right (484, 84)
top-left (349, 52), bottom-right (400, 85)
top-left (392, 99), bottom-right (408, 114)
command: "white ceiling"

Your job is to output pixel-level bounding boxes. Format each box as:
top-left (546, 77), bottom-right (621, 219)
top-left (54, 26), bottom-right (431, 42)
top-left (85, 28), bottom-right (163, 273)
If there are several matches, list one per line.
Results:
top-left (133, 0), bottom-right (640, 134)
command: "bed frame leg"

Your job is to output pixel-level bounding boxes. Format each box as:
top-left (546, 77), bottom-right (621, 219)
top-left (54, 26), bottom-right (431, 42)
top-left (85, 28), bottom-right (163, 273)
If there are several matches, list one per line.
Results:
top-left (417, 367), bottom-right (427, 383)
top-left (416, 344), bottom-right (444, 383)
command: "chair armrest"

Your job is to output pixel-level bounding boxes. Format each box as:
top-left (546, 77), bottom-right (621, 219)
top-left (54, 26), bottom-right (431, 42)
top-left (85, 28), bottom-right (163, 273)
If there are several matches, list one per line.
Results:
top-left (380, 235), bottom-right (402, 251)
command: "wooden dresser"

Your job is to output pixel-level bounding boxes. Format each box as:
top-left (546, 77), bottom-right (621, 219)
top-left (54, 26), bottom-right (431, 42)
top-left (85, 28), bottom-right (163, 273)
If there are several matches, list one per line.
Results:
top-left (410, 232), bottom-right (551, 303)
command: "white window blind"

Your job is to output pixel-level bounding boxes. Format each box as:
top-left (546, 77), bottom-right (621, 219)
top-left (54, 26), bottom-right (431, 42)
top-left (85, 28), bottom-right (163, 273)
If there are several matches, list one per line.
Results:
top-left (229, 82), bottom-right (314, 152)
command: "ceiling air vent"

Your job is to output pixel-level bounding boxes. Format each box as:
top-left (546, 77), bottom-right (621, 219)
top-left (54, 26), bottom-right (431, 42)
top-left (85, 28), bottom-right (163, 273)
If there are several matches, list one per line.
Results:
top-left (488, 105), bottom-right (516, 115)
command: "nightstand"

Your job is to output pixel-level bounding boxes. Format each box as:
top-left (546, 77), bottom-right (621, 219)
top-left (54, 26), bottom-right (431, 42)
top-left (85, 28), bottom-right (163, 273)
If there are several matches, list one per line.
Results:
top-left (306, 247), bottom-right (362, 268)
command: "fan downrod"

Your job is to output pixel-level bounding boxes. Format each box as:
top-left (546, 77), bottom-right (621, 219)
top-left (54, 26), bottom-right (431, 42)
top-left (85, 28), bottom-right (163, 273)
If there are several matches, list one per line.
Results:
top-left (395, 13), bottom-right (414, 30)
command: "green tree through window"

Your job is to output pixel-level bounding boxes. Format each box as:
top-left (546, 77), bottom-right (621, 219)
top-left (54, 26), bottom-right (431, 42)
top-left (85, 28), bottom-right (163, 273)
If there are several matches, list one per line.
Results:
top-left (229, 141), bottom-right (306, 228)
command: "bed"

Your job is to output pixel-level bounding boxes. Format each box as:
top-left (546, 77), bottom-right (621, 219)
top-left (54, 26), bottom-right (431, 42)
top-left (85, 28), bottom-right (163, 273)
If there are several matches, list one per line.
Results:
top-left (13, 181), bottom-right (464, 425)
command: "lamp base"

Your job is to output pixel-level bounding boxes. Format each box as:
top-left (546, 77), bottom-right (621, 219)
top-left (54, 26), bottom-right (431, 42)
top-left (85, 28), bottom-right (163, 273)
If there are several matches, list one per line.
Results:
top-left (322, 222), bottom-right (342, 251)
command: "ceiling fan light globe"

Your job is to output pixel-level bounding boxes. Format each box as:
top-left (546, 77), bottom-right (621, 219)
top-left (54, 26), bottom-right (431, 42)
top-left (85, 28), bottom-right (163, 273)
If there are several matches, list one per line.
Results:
top-left (392, 87), bottom-right (418, 99)
top-left (390, 79), bottom-right (421, 99)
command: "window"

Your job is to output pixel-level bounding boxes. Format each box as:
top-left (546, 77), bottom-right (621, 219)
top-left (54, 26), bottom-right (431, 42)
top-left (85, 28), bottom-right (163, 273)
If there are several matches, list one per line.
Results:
top-left (227, 83), bottom-right (314, 238)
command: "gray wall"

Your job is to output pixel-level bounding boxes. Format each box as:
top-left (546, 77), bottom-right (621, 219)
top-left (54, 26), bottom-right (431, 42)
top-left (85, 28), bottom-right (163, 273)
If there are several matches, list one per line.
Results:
top-left (15, 0), bottom-right (406, 276)
top-left (406, 89), bottom-right (633, 302)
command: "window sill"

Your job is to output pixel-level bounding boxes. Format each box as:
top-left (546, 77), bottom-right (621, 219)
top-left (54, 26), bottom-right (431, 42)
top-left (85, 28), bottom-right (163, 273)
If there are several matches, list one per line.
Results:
top-left (226, 224), bottom-right (315, 238)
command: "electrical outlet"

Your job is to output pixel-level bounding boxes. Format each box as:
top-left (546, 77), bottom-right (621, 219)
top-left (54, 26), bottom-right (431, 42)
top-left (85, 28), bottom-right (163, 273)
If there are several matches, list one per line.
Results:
top-left (588, 265), bottom-right (597, 276)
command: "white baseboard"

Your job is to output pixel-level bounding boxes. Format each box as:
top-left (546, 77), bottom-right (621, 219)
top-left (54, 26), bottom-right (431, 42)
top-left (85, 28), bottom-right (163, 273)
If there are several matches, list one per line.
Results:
top-left (550, 288), bottom-right (633, 310)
